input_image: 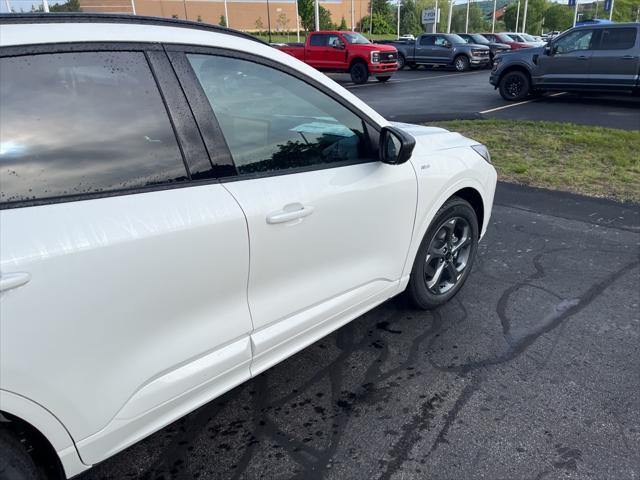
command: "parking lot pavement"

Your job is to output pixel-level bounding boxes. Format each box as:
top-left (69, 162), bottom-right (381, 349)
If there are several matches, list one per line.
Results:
top-left (331, 69), bottom-right (640, 130)
top-left (80, 184), bottom-right (640, 480)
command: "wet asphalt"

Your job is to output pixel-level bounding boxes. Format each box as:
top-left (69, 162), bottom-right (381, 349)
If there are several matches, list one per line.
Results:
top-left (78, 183), bottom-right (640, 480)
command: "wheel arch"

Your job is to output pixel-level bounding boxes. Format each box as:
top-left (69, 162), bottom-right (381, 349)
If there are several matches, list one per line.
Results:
top-left (349, 56), bottom-right (368, 70)
top-left (497, 64), bottom-right (532, 85)
top-left (0, 390), bottom-right (90, 478)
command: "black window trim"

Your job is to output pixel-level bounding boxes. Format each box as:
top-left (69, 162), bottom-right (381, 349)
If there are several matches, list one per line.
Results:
top-left (0, 42), bottom-right (211, 210)
top-left (164, 43), bottom-right (383, 183)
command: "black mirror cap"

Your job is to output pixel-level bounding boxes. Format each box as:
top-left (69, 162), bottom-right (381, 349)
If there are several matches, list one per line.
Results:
top-left (544, 44), bottom-right (553, 55)
top-left (379, 126), bottom-right (416, 165)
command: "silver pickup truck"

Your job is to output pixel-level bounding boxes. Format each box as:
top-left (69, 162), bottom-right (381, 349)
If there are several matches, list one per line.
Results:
top-left (490, 23), bottom-right (640, 100)
top-left (388, 33), bottom-right (491, 72)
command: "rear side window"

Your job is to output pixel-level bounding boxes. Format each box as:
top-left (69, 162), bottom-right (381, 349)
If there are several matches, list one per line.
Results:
top-left (0, 51), bottom-right (187, 207)
top-left (599, 28), bottom-right (637, 50)
top-left (309, 34), bottom-right (328, 46)
top-left (419, 36), bottom-right (435, 46)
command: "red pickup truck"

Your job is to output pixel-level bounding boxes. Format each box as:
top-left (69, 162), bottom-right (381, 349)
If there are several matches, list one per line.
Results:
top-left (277, 31), bottom-right (398, 84)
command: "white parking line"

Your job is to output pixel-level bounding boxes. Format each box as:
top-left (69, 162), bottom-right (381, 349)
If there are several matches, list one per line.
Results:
top-left (480, 92), bottom-right (566, 114)
top-left (345, 70), bottom-right (486, 89)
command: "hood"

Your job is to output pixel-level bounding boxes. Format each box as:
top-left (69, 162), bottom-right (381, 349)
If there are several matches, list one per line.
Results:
top-left (364, 43), bottom-right (397, 52)
top-left (460, 43), bottom-right (490, 50)
top-left (491, 42), bottom-right (511, 49)
top-left (391, 122), bottom-right (478, 155)
top-left (498, 45), bottom-right (544, 57)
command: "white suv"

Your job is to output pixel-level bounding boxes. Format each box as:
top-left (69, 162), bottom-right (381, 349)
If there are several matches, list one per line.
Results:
top-left (0, 14), bottom-right (496, 479)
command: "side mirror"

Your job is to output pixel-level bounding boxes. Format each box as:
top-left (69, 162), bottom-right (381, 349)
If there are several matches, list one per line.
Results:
top-left (379, 126), bottom-right (416, 165)
top-left (544, 44), bottom-right (554, 55)
top-left (333, 41), bottom-right (345, 50)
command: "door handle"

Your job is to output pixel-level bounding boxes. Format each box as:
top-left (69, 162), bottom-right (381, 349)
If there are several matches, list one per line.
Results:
top-left (577, 55), bottom-right (589, 60)
top-left (266, 203), bottom-right (314, 224)
top-left (620, 55), bottom-right (637, 60)
top-left (0, 272), bottom-right (31, 293)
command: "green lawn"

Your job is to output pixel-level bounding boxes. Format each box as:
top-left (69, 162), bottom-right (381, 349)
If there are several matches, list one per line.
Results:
top-left (432, 120), bottom-right (640, 203)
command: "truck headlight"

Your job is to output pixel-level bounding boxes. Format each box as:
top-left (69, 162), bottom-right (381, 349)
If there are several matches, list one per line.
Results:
top-left (471, 144), bottom-right (491, 164)
top-left (371, 51), bottom-right (380, 64)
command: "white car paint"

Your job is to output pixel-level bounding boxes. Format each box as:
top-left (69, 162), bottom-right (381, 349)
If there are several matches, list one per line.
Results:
top-left (0, 18), bottom-right (497, 479)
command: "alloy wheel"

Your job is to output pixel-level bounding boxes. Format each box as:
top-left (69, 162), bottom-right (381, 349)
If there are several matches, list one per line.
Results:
top-left (424, 216), bottom-right (472, 295)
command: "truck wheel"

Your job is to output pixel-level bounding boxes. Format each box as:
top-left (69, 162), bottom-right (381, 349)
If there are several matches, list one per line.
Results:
top-left (349, 61), bottom-right (369, 84)
top-left (397, 54), bottom-right (406, 70)
top-left (499, 70), bottom-right (530, 101)
top-left (376, 76), bottom-right (391, 82)
top-left (406, 197), bottom-right (479, 310)
top-left (409, 63), bottom-right (419, 70)
top-left (454, 55), bottom-right (470, 72)
top-left (0, 429), bottom-right (41, 480)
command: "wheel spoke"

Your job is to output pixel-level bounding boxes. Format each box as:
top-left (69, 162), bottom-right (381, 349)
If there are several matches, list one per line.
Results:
top-left (426, 261), bottom-right (446, 290)
top-left (446, 262), bottom-right (460, 283)
top-left (442, 218), bottom-right (457, 241)
top-left (451, 235), bottom-right (470, 253)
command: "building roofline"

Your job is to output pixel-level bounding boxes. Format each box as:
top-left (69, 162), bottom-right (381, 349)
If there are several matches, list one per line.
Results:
top-left (0, 13), bottom-right (266, 44)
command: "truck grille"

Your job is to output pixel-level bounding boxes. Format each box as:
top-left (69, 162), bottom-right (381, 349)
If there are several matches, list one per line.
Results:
top-left (472, 49), bottom-right (490, 57)
top-left (381, 51), bottom-right (398, 63)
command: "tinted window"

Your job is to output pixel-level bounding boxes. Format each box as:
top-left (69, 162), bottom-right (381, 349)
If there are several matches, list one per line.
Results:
top-left (187, 54), bottom-right (373, 175)
top-left (435, 36), bottom-right (449, 46)
top-left (554, 29), bottom-right (594, 53)
top-left (0, 51), bottom-right (186, 206)
top-left (419, 36), bottom-right (434, 46)
top-left (310, 34), bottom-right (327, 46)
top-left (599, 28), bottom-right (637, 50)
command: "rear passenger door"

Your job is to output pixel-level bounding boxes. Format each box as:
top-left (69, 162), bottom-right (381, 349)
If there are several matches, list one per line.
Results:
top-left (590, 27), bottom-right (639, 89)
top-left (0, 45), bottom-right (253, 464)
top-left (416, 35), bottom-right (434, 63)
top-left (306, 33), bottom-right (330, 69)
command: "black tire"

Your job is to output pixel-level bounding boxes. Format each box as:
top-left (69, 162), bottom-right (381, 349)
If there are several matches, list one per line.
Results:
top-left (409, 63), bottom-right (419, 70)
top-left (396, 54), bottom-right (406, 70)
top-left (349, 61), bottom-right (369, 84)
top-left (498, 70), bottom-right (530, 101)
top-left (406, 197), bottom-right (479, 310)
top-left (376, 75), bottom-right (391, 82)
top-left (0, 429), bottom-right (41, 480)
top-left (453, 55), bottom-right (470, 72)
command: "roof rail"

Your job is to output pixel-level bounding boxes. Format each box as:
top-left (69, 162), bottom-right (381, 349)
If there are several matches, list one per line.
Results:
top-left (0, 12), bottom-right (265, 44)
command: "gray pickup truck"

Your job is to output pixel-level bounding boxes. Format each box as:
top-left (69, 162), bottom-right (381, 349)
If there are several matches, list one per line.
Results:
top-left (490, 23), bottom-right (640, 100)
top-left (390, 33), bottom-right (491, 71)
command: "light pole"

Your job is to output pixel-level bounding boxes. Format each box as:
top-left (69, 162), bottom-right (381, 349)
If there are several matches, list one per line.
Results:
top-left (369, 0), bottom-right (373, 35)
top-left (447, 0), bottom-right (453, 33)
top-left (267, 0), bottom-right (273, 42)
top-left (42, 0), bottom-right (49, 12)
top-left (130, 0), bottom-right (136, 14)
top-left (295, 0), bottom-right (300, 41)
top-left (491, 0), bottom-right (496, 33)
top-left (521, 0), bottom-right (528, 33)
top-left (515, 0), bottom-right (520, 34)
top-left (224, 0), bottom-right (229, 26)
top-left (351, 0), bottom-right (354, 30)
top-left (572, 0), bottom-right (578, 27)
top-left (396, 0), bottom-right (401, 39)
top-left (434, 0), bottom-right (438, 33)
top-left (465, 0), bottom-right (470, 33)
top-left (4, 0), bottom-right (11, 12)
top-left (608, 0), bottom-right (614, 21)
top-left (314, 0), bottom-right (319, 31)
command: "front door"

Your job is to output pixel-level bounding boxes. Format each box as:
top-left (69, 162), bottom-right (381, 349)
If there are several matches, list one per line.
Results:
top-left (536, 28), bottom-right (595, 87)
top-left (181, 51), bottom-right (417, 375)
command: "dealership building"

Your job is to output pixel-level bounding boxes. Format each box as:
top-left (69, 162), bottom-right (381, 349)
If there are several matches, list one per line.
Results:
top-left (79, 0), bottom-right (371, 32)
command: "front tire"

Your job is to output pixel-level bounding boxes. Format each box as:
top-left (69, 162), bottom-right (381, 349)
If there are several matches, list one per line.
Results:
top-left (0, 429), bottom-right (41, 480)
top-left (499, 70), bottom-right (530, 101)
top-left (397, 54), bottom-right (406, 70)
top-left (349, 61), bottom-right (369, 84)
top-left (407, 197), bottom-right (479, 310)
top-left (376, 75), bottom-right (391, 82)
top-left (454, 55), bottom-right (470, 72)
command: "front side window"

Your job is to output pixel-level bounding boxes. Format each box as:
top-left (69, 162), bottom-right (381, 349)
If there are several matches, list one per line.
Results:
top-left (0, 51), bottom-right (186, 206)
top-left (343, 33), bottom-right (371, 45)
top-left (434, 36), bottom-right (449, 47)
top-left (186, 54), bottom-right (373, 175)
top-left (599, 28), bottom-right (637, 50)
top-left (554, 30), bottom-right (594, 54)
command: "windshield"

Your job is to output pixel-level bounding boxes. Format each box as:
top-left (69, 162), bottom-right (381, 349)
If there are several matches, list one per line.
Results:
top-left (508, 34), bottom-right (525, 42)
top-left (342, 33), bottom-right (371, 45)
top-left (470, 34), bottom-right (490, 44)
top-left (521, 33), bottom-right (537, 42)
top-left (446, 34), bottom-right (467, 44)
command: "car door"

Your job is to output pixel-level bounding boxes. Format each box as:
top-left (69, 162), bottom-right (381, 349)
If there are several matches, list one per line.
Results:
top-left (590, 27), bottom-right (639, 89)
top-left (433, 35), bottom-right (453, 63)
top-left (416, 35), bottom-right (435, 63)
top-left (536, 28), bottom-right (596, 87)
top-left (306, 33), bottom-right (330, 69)
top-left (325, 33), bottom-right (348, 69)
top-left (0, 45), bottom-right (253, 464)
top-left (170, 48), bottom-right (417, 376)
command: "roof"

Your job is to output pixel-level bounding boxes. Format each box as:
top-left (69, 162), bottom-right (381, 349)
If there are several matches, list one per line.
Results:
top-left (0, 13), bottom-right (264, 44)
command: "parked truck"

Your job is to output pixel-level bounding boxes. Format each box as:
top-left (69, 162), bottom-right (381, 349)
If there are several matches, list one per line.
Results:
top-left (490, 23), bottom-right (640, 100)
top-left (388, 33), bottom-right (491, 71)
top-left (276, 31), bottom-right (398, 84)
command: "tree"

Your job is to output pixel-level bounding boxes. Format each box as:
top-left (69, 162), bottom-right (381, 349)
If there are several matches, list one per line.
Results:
top-left (50, 0), bottom-right (80, 12)
top-left (400, 0), bottom-right (421, 36)
top-left (339, 16), bottom-right (348, 30)
top-left (196, 15), bottom-right (203, 22)
top-left (297, 0), bottom-right (335, 31)
top-left (277, 12), bottom-right (290, 32)
top-left (255, 17), bottom-right (265, 31)
top-left (543, 3), bottom-right (572, 32)
top-left (372, 0), bottom-right (394, 30)
top-left (450, 2), bottom-right (487, 33)
top-left (219, 15), bottom-right (227, 27)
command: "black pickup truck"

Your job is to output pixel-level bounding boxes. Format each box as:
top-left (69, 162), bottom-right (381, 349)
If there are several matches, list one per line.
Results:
top-left (387, 33), bottom-right (491, 72)
top-left (490, 23), bottom-right (640, 100)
